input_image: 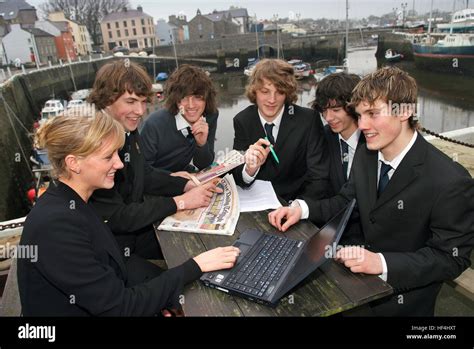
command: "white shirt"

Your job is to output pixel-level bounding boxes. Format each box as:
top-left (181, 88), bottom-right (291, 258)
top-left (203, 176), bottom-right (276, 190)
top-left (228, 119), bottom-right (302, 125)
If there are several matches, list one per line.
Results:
top-left (339, 129), bottom-right (361, 179)
top-left (175, 112), bottom-right (192, 137)
top-left (242, 106), bottom-right (285, 183)
top-left (295, 130), bottom-right (418, 282)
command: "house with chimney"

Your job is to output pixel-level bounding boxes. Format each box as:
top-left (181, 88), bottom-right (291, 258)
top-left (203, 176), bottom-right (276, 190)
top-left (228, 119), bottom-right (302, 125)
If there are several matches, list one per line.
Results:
top-left (35, 20), bottom-right (77, 61)
top-left (188, 9), bottom-right (239, 41)
top-left (101, 6), bottom-right (156, 52)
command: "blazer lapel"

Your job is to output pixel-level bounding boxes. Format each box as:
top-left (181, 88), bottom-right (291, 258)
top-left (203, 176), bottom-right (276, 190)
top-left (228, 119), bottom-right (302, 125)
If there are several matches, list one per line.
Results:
top-left (273, 104), bottom-right (297, 152)
top-left (330, 131), bottom-right (346, 187)
top-left (373, 134), bottom-right (426, 210)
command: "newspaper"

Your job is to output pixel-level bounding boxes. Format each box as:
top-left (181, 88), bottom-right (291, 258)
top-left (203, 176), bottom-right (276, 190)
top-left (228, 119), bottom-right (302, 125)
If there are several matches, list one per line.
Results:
top-left (189, 150), bottom-right (244, 185)
top-left (158, 174), bottom-right (240, 236)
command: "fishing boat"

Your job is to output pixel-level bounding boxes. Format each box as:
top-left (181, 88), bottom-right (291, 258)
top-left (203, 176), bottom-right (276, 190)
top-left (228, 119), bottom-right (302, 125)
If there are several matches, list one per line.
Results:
top-left (437, 8), bottom-right (474, 33)
top-left (412, 33), bottom-right (474, 75)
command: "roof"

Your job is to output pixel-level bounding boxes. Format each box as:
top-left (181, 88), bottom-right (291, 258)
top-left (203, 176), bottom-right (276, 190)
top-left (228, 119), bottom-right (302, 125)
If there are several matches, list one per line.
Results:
top-left (203, 8), bottom-right (248, 22)
top-left (102, 9), bottom-right (152, 22)
top-left (204, 13), bottom-right (230, 22)
top-left (0, 0), bottom-right (36, 21)
top-left (51, 21), bottom-right (69, 33)
top-left (25, 27), bottom-right (54, 37)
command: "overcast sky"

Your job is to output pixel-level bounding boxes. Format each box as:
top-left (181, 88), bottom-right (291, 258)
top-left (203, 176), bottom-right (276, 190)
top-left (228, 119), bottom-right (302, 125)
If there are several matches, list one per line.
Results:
top-left (28, 0), bottom-right (461, 21)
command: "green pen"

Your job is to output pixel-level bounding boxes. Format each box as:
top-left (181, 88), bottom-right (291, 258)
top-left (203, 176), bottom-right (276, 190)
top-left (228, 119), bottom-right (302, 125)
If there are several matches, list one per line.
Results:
top-left (265, 137), bottom-right (280, 164)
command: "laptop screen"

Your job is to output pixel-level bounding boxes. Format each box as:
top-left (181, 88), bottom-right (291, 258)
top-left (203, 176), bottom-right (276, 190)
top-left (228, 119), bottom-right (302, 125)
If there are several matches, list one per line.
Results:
top-left (274, 199), bottom-right (355, 299)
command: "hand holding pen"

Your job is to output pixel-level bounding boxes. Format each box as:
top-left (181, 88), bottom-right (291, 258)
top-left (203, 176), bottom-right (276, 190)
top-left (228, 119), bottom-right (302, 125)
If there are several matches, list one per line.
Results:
top-left (244, 138), bottom-right (271, 177)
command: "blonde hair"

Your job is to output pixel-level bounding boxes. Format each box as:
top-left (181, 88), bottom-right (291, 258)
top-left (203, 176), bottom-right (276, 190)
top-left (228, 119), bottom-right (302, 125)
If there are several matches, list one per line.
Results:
top-left (245, 59), bottom-right (298, 104)
top-left (35, 111), bottom-right (125, 178)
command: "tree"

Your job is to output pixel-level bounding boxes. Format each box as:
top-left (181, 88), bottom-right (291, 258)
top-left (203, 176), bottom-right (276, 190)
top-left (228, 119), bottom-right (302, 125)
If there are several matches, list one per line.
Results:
top-left (40, 0), bottom-right (130, 46)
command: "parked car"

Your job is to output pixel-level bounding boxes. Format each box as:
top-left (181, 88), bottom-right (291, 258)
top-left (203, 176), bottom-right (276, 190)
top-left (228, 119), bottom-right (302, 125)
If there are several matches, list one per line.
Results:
top-left (112, 46), bottom-right (129, 54)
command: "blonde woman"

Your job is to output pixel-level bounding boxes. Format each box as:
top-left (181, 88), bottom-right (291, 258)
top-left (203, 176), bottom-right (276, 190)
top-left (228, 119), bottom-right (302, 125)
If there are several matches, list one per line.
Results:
top-left (18, 112), bottom-right (239, 316)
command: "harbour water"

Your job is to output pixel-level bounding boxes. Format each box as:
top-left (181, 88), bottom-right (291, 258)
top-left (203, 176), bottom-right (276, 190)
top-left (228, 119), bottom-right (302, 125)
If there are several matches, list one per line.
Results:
top-left (207, 47), bottom-right (474, 154)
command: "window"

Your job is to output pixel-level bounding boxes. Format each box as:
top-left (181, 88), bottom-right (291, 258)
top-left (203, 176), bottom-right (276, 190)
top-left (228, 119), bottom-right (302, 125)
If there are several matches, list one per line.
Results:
top-left (141, 19), bottom-right (145, 25)
top-left (125, 29), bottom-right (129, 37)
top-left (133, 28), bottom-right (137, 36)
top-left (117, 30), bottom-right (121, 37)
top-left (132, 19), bottom-right (135, 26)
top-left (123, 21), bottom-right (128, 27)
top-left (142, 27), bottom-right (146, 35)
top-left (115, 22), bottom-right (119, 28)
top-left (129, 39), bottom-right (138, 48)
top-left (108, 42), bottom-right (115, 50)
top-left (107, 23), bottom-right (111, 29)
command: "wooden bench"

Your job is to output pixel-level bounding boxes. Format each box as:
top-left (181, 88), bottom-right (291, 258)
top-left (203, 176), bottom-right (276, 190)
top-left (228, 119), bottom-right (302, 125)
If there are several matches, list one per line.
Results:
top-left (448, 268), bottom-right (474, 302)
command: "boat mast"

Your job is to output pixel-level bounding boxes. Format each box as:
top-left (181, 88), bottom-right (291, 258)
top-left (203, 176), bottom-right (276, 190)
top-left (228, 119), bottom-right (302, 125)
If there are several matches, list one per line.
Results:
top-left (255, 14), bottom-right (260, 59)
top-left (345, 0), bottom-right (349, 69)
top-left (427, 0), bottom-right (433, 42)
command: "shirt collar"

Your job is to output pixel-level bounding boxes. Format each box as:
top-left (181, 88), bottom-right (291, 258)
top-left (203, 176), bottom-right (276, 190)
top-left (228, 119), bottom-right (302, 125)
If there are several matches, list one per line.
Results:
top-left (378, 131), bottom-right (418, 170)
top-left (338, 129), bottom-right (361, 150)
top-left (175, 112), bottom-right (192, 131)
top-left (258, 105), bottom-right (285, 129)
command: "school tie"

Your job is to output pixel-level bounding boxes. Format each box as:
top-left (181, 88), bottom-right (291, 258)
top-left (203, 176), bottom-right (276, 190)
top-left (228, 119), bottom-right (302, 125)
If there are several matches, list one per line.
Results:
top-left (378, 162), bottom-right (393, 197)
top-left (264, 123), bottom-right (275, 145)
top-left (340, 139), bottom-right (349, 180)
top-left (185, 126), bottom-right (194, 144)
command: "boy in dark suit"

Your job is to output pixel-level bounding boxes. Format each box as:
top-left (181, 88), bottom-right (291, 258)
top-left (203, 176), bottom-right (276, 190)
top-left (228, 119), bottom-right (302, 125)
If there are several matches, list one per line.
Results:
top-left (88, 60), bottom-right (221, 260)
top-left (233, 59), bottom-right (330, 202)
top-left (312, 73), bottom-right (364, 195)
top-left (269, 66), bottom-right (474, 316)
top-left (141, 65), bottom-right (218, 173)
top-left (303, 72), bottom-right (365, 244)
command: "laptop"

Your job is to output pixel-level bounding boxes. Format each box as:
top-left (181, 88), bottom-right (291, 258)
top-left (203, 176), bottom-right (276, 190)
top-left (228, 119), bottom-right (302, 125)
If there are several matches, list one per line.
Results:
top-left (200, 199), bottom-right (356, 307)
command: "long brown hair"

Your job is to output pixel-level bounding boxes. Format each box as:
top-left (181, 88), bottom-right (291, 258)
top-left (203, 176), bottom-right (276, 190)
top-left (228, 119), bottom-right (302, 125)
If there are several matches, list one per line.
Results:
top-left (164, 64), bottom-right (217, 115)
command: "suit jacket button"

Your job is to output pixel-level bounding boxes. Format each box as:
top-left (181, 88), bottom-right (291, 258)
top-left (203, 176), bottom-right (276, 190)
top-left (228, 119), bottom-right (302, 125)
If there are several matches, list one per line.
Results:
top-left (370, 217), bottom-right (375, 224)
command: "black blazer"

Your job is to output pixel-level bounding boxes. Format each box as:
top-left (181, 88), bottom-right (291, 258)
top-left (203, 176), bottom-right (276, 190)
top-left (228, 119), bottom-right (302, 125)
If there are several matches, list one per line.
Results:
top-left (323, 125), bottom-right (366, 245)
top-left (18, 182), bottom-right (202, 316)
top-left (91, 129), bottom-right (188, 235)
top-left (140, 109), bottom-right (218, 172)
top-left (232, 104), bottom-right (330, 202)
top-left (303, 133), bottom-right (474, 316)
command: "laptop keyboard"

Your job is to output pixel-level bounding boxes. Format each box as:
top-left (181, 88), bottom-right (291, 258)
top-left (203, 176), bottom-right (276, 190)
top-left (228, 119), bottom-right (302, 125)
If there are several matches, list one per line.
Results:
top-left (223, 234), bottom-right (300, 298)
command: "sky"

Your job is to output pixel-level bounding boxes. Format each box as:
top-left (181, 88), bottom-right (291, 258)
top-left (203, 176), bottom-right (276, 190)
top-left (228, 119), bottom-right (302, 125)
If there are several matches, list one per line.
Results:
top-left (28, 0), bottom-right (461, 21)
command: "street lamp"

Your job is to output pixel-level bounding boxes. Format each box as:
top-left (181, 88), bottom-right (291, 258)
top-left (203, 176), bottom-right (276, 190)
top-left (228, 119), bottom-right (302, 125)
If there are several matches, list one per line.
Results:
top-left (273, 14), bottom-right (279, 59)
top-left (253, 14), bottom-right (259, 59)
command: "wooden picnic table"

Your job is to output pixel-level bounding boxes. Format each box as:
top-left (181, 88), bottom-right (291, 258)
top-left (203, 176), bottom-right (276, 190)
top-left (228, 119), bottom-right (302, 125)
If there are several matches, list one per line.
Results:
top-left (155, 210), bottom-right (393, 316)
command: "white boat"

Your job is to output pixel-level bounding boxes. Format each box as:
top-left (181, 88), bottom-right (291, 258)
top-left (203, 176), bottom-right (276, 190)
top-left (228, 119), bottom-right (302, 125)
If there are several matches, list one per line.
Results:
top-left (66, 99), bottom-right (85, 109)
top-left (70, 89), bottom-right (91, 101)
top-left (0, 217), bottom-right (24, 272)
top-left (385, 49), bottom-right (404, 62)
top-left (437, 8), bottom-right (474, 33)
top-left (288, 59), bottom-right (312, 79)
top-left (244, 58), bottom-right (259, 76)
top-left (40, 99), bottom-right (64, 124)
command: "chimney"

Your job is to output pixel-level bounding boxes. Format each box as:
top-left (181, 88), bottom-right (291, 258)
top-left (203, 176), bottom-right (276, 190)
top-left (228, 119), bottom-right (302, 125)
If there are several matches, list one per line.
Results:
top-left (137, 5), bottom-right (143, 12)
